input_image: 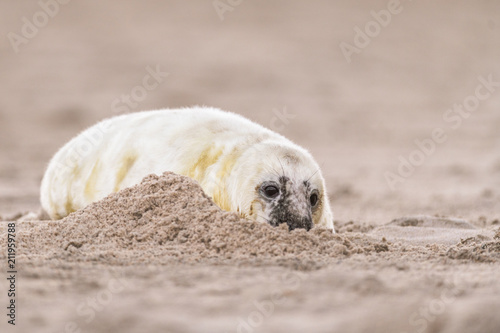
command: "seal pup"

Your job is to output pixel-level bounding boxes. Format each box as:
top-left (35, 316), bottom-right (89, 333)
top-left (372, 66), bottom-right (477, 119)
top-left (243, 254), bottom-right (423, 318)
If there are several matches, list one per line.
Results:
top-left (40, 107), bottom-right (334, 231)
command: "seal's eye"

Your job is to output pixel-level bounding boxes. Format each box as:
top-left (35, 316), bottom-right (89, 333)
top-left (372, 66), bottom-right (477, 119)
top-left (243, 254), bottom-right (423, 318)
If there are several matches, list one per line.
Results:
top-left (263, 185), bottom-right (280, 199)
top-left (310, 193), bottom-right (319, 207)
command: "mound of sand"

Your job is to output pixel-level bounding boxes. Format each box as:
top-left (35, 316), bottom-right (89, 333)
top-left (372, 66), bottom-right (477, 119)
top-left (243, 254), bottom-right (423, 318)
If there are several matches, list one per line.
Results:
top-left (13, 172), bottom-right (500, 266)
top-left (17, 172), bottom-right (390, 265)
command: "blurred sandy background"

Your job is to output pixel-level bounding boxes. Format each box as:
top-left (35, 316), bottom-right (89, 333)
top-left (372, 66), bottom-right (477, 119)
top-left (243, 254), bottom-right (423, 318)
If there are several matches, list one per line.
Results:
top-left (1, 1), bottom-right (500, 332)
top-left (1, 0), bottom-right (499, 223)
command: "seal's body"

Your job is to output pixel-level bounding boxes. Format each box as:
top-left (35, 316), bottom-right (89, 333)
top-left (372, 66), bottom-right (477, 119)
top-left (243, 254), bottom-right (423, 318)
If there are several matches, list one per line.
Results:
top-left (41, 107), bottom-right (334, 231)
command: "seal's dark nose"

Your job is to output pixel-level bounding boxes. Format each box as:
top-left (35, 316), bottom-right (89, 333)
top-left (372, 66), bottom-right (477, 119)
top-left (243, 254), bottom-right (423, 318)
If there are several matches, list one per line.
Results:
top-left (271, 209), bottom-right (313, 231)
top-left (285, 217), bottom-right (313, 231)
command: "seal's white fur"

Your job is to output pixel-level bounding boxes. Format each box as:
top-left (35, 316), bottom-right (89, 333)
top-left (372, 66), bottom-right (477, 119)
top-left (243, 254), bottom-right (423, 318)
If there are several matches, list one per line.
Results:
top-left (41, 107), bottom-right (334, 230)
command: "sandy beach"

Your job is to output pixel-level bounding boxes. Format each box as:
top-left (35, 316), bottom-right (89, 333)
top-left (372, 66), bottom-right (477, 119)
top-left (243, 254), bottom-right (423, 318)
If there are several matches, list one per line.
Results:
top-left (1, 1), bottom-right (500, 332)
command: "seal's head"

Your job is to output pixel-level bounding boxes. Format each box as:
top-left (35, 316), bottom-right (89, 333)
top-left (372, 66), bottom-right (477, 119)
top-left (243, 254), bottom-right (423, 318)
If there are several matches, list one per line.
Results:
top-left (231, 140), bottom-right (334, 232)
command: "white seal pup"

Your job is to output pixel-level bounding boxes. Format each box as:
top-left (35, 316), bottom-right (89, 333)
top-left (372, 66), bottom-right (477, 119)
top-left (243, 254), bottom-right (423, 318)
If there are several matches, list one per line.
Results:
top-left (40, 107), bottom-right (334, 231)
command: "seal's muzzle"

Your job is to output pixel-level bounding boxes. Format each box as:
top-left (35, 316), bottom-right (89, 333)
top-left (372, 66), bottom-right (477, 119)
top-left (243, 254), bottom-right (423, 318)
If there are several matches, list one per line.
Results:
top-left (261, 176), bottom-right (315, 231)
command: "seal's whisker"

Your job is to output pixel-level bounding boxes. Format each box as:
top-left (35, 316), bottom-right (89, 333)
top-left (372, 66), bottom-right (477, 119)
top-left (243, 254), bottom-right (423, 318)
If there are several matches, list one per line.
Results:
top-left (267, 163), bottom-right (282, 179)
top-left (276, 156), bottom-right (285, 177)
top-left (306, 167), bottom-right (321, 183)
